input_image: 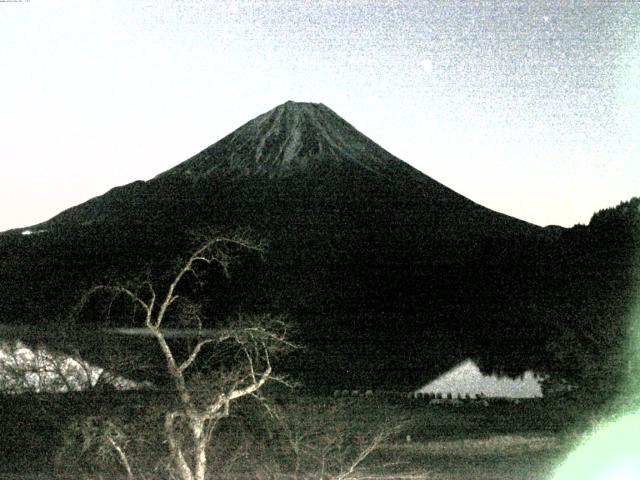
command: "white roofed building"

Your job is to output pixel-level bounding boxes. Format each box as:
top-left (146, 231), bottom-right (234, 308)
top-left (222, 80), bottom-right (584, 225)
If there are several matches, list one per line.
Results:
top-left (417, 359), bottom-right (542, 399)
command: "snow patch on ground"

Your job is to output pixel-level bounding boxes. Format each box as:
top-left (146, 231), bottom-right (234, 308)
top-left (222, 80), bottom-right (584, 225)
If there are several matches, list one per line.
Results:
top-left (0, 340), bottom-right (142, 393)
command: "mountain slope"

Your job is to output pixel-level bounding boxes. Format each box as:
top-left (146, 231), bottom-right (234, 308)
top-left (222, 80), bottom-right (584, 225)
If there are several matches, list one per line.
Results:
top-left (32, 102), bottom-right (538, 239)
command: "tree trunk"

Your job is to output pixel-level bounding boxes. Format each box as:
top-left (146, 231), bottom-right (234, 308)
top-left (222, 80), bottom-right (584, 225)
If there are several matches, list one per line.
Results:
top-left (193, 419), bottom-right (208, 480)
top-left (165, 412), bottom-right (195, 480)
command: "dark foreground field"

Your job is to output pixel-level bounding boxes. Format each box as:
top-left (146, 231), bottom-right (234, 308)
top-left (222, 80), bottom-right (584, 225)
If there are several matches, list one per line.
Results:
top-left (0, 392), bottom-right (592, 479)
top-left (285, 396), bottom-right (581, 480)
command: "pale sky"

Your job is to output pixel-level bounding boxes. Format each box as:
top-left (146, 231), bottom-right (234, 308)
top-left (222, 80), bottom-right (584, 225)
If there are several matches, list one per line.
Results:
top-left (1, 0), bottom-right (639, 232)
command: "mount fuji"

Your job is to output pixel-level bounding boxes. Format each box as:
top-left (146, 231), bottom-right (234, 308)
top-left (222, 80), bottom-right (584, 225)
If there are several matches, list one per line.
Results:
top-left (0, 102), bottom-right (564, 389)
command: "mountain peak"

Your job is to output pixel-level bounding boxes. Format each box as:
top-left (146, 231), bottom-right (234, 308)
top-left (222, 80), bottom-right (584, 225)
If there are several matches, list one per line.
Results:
top-left (279, 100), bottom-right (326, 109)
top-left (159, 101), bottom-right (408, 179)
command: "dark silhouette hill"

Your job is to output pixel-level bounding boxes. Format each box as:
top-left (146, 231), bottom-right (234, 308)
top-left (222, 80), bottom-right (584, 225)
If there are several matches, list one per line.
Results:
top-left (1, 102), bottom-right (633, 392)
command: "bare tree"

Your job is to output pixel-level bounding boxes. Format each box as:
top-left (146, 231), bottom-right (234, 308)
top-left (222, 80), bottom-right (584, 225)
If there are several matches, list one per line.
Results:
top-left (273, 401), bottom-right (411, 480)
top-left (75, 232), bottom-right (295, 480)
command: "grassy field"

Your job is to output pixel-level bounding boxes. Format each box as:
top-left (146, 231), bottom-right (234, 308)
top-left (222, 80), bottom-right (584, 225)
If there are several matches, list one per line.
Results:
top-left (367, 434), bottom-right (567, 480)
top-left (269, 395), bottom-right (582, 480)
top-left (0, 392), bottom-right (593, 479)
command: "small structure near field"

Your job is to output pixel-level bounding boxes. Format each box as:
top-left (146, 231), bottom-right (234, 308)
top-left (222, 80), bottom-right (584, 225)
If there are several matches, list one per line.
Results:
top-left (416, 359), bottom-right (542, 399)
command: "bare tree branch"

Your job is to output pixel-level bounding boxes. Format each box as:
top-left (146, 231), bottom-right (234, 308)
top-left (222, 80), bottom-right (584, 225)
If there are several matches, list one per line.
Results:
top-left (333, 430), bottom-right (386, 480)
top-left (178, 339), bottom-right (216, 373)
